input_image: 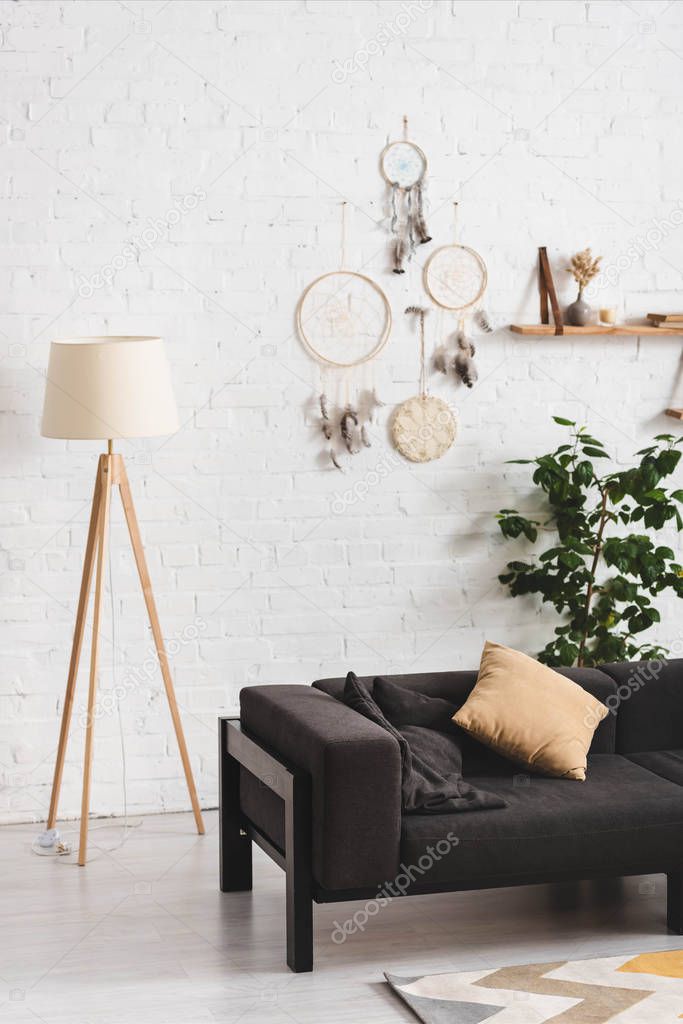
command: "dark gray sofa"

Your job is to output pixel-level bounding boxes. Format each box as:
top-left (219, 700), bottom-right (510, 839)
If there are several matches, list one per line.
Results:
top-left (219, 658), bottom-right (683, 971)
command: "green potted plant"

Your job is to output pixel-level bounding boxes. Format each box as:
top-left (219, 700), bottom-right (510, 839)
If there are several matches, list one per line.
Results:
top-left (496, 418), bottom-right (683, 667)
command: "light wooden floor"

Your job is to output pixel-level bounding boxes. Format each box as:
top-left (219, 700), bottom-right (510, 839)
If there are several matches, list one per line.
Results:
top-left (2, 810), bottom-right (681, 1023)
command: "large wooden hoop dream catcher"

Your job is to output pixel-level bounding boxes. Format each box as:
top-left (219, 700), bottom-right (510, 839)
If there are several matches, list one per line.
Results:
top-left (380, 116), bottom-right (432, 274)
top-left (297, 204), bottom-right (391, 469)
top-left (296, 270), bottom-right (391, 369)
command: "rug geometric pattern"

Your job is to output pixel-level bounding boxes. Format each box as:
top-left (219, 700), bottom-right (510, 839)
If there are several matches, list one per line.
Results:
top-left (386, 949), bottom-right (683, 1022)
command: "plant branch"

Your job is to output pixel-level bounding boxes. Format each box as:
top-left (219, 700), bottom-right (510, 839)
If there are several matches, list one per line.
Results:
top-left (577, 486), bottom-right (609, 667)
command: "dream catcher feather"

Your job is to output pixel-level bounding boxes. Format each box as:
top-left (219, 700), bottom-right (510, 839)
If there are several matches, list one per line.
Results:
top-left (380, 117), bottom-right (432, 274)
top-left (426, 203), bottom-right (490, 391)
top-left (392, 306), bottom-right (457, 463)
top-left (297, 204), bottom-right (390, 470)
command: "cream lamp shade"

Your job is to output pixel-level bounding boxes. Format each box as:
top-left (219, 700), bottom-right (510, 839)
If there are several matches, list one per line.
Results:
top-left (41, 336), bottom-right (179, 440)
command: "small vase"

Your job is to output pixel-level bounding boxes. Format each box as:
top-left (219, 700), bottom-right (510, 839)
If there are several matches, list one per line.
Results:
top-left (566, 289), bottom-right (594, 327)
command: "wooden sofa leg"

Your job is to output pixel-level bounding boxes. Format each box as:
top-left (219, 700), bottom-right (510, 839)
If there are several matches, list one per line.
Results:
top-left (285, 771), bottom-right (313, 972)
top-left (667, 873), bottom-right (683, 933)
top-left (219, 719), bottom-right (252, 893)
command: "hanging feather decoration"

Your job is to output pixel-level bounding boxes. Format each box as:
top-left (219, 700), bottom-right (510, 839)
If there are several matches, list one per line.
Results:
top-left (432, 346), bottom-right (449, 375)
top-left (390, 183), bottom-right (400, 238)
top-left (474, 307), bottom-right (493, 333)
top-left (456, 330), bottom-right (475, 357)
top-left (413, 181), bottom-right (431, 245)
top-left (329, 448), bottom-right (344, 471)
top-left (361, 424), bottom-right (372, 448)
top-left (365, 387), bottom-right (386, 424)
top-left (340, 405), bottom-right (360, 455)
top-left (393, 230), bottom-right (408, 274)
top-left (453, 331), bottom-right (478, 388)
top-left (391, 184), bottom-right (431, 273)
top-left (391, 183), bottom-right (406, 274)
top-left (319, 392), bottom-right (332, 439)
top-left (406, 186), bottom-right (415, 252)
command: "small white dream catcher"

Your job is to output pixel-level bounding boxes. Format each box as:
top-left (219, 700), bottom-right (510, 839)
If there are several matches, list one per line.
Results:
top-left (425, 203), bottom-right (491, 390)
top-left (296, 203), bottom-right (391, 470)
top-left (392, 306), bottom-right (457, 464)
top-left (380, 116), bottom-right (432, 274)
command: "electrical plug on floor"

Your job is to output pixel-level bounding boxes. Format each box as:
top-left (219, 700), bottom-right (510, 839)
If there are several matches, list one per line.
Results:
top-left (36, 828), bottom-right (60, 848)
top-left (33, 828), bottom-right (73, 856)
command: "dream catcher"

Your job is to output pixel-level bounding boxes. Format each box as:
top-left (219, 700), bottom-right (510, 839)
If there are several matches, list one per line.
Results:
top-left (425, 203), bottom-right (491, 390)
top-left (392, 306), bottom-right (457, 463)
top-left (297, 203), bottom-right (391, 470)
top-left (380, 116), bottom-right (432, 274)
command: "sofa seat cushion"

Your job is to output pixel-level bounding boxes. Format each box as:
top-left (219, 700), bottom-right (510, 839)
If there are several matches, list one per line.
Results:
top-left (400, 755), bottom-right (683, 885)
top-left (627, 749), bottom-right (683, 787)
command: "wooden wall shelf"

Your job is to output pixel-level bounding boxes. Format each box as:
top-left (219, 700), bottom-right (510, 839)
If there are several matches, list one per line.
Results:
top-left (666, 408), bottom-right (683, 420)
top-left (510, 323), bottom-right (683, 336)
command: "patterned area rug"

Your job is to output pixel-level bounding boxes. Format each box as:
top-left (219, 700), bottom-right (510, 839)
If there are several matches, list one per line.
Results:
top-left (385, 950), bottom-right (683, 1022)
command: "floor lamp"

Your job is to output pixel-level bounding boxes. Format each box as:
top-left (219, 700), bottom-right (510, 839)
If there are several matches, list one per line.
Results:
top-left (41, 335), bottom-right (205, 865)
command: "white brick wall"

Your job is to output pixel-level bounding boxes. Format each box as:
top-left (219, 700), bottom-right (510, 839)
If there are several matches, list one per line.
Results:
top-left (1, 0), bottom-right (682, 824)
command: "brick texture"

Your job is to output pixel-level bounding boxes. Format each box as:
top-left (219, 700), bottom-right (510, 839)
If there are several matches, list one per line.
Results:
top-left (1, 0), bottom-right (682, 823)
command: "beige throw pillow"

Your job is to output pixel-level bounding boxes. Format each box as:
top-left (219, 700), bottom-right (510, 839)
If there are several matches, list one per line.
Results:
top-left (453, 641), bottom-right (608, 780)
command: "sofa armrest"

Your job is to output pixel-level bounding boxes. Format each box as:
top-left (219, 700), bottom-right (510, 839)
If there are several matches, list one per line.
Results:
top-left (240, 684), bottom-right (401, 891)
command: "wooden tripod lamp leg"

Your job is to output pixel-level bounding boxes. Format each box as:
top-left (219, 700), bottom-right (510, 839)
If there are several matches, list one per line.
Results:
top-left (78, 455), bottom-right (112, 866)
top-left (47, 466), bottom-right (102, 830)
top-left (117, 457), bottom-right (205, 835)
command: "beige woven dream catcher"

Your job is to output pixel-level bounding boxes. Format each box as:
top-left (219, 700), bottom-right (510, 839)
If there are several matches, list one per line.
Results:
top-left (392, 306), bottom-right (457, 463)
top-left (425, 203), bottom-right (491, 390)
top-left (380, 117), bottom-right (432, 274)
top-left (297, 204), bottom-right (391, 470)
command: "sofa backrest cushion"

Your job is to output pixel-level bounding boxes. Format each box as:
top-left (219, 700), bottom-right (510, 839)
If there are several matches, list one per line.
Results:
top-left (313, 665), bottom-right (618, 760)
top-left (599, 659), bottom-right (683, 753)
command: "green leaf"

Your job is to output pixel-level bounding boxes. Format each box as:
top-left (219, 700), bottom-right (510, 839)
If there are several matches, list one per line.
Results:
top-left (522, 522), bottom-right (538, 542)
top-left (552, 416), bottom-right (575, 426)
top-left (574, 460), bottom-right (593, 486)
top-left (496, 417), bottom-right (683, 671)
top-left (657, 449), bottom-right (681, 475)
top-left (583, 446), bottom-right (610, 458)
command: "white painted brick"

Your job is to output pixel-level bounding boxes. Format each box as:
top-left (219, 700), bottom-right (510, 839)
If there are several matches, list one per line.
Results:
top-left (1, 0), bottom-right (682, 824)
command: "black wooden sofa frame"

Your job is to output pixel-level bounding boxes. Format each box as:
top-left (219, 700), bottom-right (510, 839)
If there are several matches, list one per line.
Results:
top-left (219, 717), bottom-right (683, 973)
